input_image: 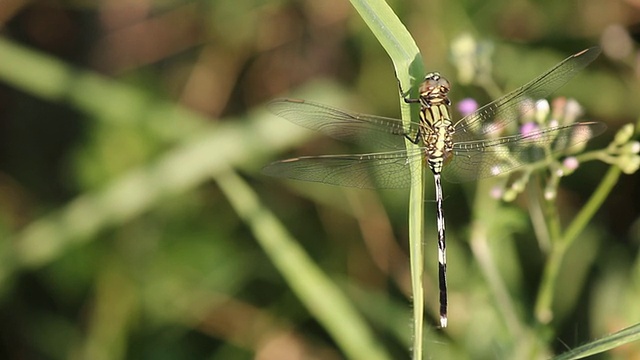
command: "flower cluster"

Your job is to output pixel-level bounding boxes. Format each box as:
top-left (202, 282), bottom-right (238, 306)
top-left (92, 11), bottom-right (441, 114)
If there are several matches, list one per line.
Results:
top-left (489, 97), bottom-right (611, 202)
top-left (450, 35), bottom-right (640, 203)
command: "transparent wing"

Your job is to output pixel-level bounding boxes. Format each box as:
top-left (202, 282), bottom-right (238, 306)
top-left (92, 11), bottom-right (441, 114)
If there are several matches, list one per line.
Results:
top-left (443, 121), bottom-right (606, 183)
top-left (268, 99), bottom-right (418, 149)
top-left (453, 47), bottom-right (601, 142)
top-left (262, 148), bottom-right (425, 188)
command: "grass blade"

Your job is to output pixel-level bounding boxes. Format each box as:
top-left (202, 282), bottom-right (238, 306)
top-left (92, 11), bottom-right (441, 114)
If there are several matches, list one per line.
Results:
top-left (553, 322), bottom-right (640, 360)
top-left (215, 168), bottom-right (392, 360)
top-left (348, 0), bottom-right (427, 358)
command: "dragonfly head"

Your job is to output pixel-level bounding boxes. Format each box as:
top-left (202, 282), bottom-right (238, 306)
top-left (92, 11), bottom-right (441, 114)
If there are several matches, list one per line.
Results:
top-left (419, 72), bottom-right (451, 106)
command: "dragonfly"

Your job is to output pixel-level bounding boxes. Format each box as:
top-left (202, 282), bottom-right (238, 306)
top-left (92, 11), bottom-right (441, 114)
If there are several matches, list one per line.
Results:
top-left (263, 47), bottom-right (606, 328)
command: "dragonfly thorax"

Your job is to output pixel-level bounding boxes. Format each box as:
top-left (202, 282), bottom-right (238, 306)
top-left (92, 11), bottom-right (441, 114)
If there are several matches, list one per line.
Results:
top-left (415, 72), bottom-right (455, 175)
top-left (418, 105), bottom-right (454, 175)
top-left (419, 72), bottom-right (451, 108)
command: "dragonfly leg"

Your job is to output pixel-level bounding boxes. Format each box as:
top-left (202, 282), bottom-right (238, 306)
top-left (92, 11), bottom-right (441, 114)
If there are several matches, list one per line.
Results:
top-left (396, 78), bottom-right (422, 143)
top-left (395, 74), bottom-right (421, 103)
top-left (404, 129), bottom-right (421, 145)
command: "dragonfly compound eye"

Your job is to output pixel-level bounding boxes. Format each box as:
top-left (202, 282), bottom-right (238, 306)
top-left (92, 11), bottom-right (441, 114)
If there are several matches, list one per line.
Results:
top-left (420, 73), bottom-right (451, 96)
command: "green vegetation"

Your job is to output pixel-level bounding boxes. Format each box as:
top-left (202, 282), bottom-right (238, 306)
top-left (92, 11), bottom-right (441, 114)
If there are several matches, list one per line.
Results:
top-left (0, 1), bottom-right (639, 359)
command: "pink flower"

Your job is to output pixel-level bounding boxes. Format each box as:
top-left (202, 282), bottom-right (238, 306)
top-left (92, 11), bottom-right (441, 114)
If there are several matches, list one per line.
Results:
top-left (458, 98), bottom-right (478, 117)
top-left (520, 122), bottom-right (540, 137)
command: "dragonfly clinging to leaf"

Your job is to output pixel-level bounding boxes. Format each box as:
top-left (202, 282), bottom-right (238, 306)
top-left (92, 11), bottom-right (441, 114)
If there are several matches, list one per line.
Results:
top-left (263, 47), bottom-right (606, 328)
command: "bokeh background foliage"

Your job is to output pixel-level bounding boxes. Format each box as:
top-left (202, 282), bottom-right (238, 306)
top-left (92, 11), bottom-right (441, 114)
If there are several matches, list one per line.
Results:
top-left (1, 0), bottom-right (640, 359)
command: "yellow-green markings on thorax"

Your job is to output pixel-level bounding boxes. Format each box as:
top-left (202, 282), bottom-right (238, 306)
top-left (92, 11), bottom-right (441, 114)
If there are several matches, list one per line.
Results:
top-left (417, 72), bottom-right (455, 175)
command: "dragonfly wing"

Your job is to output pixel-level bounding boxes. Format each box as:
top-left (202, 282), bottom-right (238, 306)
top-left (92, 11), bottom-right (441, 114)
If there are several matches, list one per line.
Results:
top-left (262, 148), bottom-right (424, 189)
top-left (453, 47), bottom-right (601, 142)
top-left (268, 99), bottom-right (418, 149)
top-left (443, 121), bottom-right (606, 183)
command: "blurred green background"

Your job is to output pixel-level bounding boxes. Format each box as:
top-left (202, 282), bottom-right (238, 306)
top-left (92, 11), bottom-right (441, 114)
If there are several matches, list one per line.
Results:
top-left (1, 0), bottom-right (640, 359)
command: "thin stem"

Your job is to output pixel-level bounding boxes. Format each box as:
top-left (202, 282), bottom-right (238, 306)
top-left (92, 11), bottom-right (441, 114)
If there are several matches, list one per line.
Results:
top-left (562, 165), bottom-right (621, 246)
top-left (534, 165), bottom-right (621, 326)
top-left (469, 179), bottom-right (524, 336)
top-left (528, 183), bottom-right (551, 253)
top-left (534, 237), bottom-right (569, 326)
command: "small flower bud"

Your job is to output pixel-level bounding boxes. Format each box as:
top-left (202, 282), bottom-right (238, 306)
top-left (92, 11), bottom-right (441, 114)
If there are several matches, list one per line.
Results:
top-left (614, 124), bottom-right (635, 145)
top-left (562, 157), bottom-right (580, 174)
top-left (622, 141), bottom-right (640, 155)
top-left (619, 154), bottom-right (640, 174)
top-left (534, 100), bottom-right (550, 125)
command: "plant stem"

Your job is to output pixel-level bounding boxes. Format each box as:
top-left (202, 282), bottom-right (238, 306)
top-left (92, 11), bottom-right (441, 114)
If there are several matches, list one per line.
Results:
top-left (469, 179), bottom-right (524, 336)
top-left (348, 0), bottom-right (425, 357)
top-left (535, 165), bottom-right (621, 326)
